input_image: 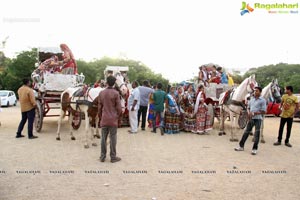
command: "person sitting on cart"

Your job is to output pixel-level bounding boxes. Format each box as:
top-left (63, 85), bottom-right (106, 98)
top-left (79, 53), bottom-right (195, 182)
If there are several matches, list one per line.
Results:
top-left (208, 65), bottom-right (221, 84)
top-left (36, 55), bottom-right (60, 78)
top-left (59, 43), bottom-right (78, 75)
top-left (198, 65), bottom-right (208, 86)
top-left (217, 66), bottom-right (228, 84)
top-left (38, 55), bottom-right (59, 71)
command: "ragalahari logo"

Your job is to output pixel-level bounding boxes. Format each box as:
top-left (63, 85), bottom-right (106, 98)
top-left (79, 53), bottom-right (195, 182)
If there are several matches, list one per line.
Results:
top-left (240, 2), bottom-right (254, 15)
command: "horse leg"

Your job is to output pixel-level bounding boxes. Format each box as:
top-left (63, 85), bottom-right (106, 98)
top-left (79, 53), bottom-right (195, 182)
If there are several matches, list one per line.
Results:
top-left (232, 114), bottom-right (239, 142)
top-left (89, 117), bottom-right (98, 147)
top-left (91, 128), bottom-right (97, 147)
top-left (230, 112), bottom-right (238, 142)
top-left (94, 116), bottom-right (100, 139)
top-left (260, 117), bottom-right (265, 143)
top-left (84, 110), bottom-right (90, 149)
top-left (69, 112), bottom-right (76, 140)
top-left (56, 109), bottom-right (64, 140)
top-left (218, 106), bottom-right (226, 136)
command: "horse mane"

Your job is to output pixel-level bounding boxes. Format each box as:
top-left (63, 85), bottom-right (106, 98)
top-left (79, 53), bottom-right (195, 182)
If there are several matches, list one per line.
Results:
top-left (261, 82), bottom-right (272, 100)
top-left (231, 76), bottom-right (251, 101)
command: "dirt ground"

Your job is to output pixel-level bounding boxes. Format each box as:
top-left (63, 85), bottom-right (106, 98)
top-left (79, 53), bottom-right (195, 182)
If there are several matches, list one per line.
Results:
top-left (0, 104), bottom-right (300, 200)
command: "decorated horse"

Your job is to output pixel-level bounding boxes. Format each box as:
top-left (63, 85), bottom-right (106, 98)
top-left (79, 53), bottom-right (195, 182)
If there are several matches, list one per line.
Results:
top-left (253, 79), bottom-right (281, 143)
top-left (218, 74), bottom-right (257, 141)
top-left (56, 73), bottom-right (128, 148)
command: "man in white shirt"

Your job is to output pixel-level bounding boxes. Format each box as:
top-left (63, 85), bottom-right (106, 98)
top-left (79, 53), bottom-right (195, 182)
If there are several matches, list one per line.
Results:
top-left (128, 81), bottom-right (140, 133)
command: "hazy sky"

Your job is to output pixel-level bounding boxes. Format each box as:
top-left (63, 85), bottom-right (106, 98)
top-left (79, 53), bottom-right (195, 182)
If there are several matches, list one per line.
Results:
top-left (1, 0), bottom-right (299, 82)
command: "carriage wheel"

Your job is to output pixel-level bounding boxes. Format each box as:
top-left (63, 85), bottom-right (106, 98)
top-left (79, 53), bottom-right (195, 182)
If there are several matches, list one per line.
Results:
top-left (71, 110), bottom-right (82, 130)
top-left (34, 101), bottom-right (43, 132)
top-left (238, 110), bottom-right (248, 129)
top-left (207, 104), bottom-right (215, 126)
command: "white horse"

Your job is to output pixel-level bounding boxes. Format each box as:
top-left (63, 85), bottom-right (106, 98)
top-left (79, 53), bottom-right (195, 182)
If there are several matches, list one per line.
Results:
top-left (253, 79), bottom-right (281, 143)
top-left (219, 74), bottom-right (258, 141)
top-left (56, 74), bottom-right (128, 148)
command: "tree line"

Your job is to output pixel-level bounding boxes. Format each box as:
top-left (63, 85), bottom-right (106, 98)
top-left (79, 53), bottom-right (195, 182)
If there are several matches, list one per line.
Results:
top-left (0, 48), bottom-right (169, 94)
top-left (0, 49), bottom-right (299, 95)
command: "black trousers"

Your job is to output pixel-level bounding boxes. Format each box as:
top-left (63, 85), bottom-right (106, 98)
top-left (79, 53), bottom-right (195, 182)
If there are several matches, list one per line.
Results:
top-left (16, 108), bottom-right (35, 137)
top-left (239, 119), bottom-right (262, 150)
top-left (138, 105), bottom-right (148, 129)
top-left (277, 117), bottom-right (293, 143)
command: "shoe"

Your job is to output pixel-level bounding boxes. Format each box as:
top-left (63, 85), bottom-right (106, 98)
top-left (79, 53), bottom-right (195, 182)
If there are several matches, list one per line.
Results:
top-left (251, 149), bottom-right (257, 155)
top-left (128, 130), bottom-right (137, 134)
top-left (234, 146), bottom-right (244, 151)
top-left (141, 128), bottom-right (145, 131)
top-left (16, 135), bottom-right (25, 138)
top-left (285, 143), bottom-right (292, 147)
top-left (151, 130), bottom-right (156, 133)
top-left (159, 127), bottom-right (164, 136)
top-left (111, 157), bottom-right (121, 163)
top-left (273, 141), bottom-right (281, 146)
top-left (28, 135), bottom-right (38, 139)
top-left (100, 157), bottom-right (105, 162)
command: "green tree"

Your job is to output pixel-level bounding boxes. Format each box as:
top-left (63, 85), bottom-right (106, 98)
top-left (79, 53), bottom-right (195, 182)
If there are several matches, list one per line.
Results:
top-left (0, 48), bottom-right (37, 93)
top-left (243, 63), bottom-right (300, 93)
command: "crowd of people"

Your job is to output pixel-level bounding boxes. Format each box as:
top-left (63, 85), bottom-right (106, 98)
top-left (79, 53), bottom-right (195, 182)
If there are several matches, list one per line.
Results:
top-left (13, 57), bottom-right (299, 162)
top-left (124, 80), bottom-right (214, 135)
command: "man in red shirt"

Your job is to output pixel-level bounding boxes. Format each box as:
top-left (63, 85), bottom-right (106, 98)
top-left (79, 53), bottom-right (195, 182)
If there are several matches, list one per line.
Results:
top-left (98, 76), bottom-right (122, 163)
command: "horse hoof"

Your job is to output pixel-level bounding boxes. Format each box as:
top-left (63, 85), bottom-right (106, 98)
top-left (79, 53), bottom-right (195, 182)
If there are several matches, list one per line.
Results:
top-left (84, 145), bottom-right (89, 149)
top-left (71, 137), bottom-right (76, 140)
top-left (92, 143), bottom-right (97, 147)
top-left (56, 137), bottom-right (60, 141)
top-left (261, 140), bottom-right (266, 144)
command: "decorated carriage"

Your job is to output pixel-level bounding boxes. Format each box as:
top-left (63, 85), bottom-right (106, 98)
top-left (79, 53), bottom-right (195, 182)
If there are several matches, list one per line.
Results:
top-left (200, 82), bottom-right (233, 126)
top-left (31, 47), bottom-right (85, 132)
top-left (194, 63), bottom-right (235, 126)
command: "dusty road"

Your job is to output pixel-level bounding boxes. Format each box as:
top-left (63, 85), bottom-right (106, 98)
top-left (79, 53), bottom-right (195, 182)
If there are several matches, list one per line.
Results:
top-left (0, 104), bottom-right (300, 200)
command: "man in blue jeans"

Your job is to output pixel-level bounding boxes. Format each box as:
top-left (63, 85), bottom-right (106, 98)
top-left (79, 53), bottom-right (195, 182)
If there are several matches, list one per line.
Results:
top-left (234, 86), bottom-right (266, 155)
top-left (16, 78), bottom-right (38, 139)
top-left (151, 83), bottom-right (167, 135)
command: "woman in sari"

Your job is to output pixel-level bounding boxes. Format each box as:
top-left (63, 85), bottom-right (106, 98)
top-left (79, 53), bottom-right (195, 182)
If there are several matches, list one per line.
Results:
top-left (147, 85), bottom-right (157, 129)
top-left (176, 86), bottom-right (185, 131)
top-left (59, 44), bottom-right (78, 75)
top-left (181, 84), bottom-right (196, 132)
top-left (164, 86), bottom-right (180, 134)
top-left (193, 85), bottom-right (212, 134)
